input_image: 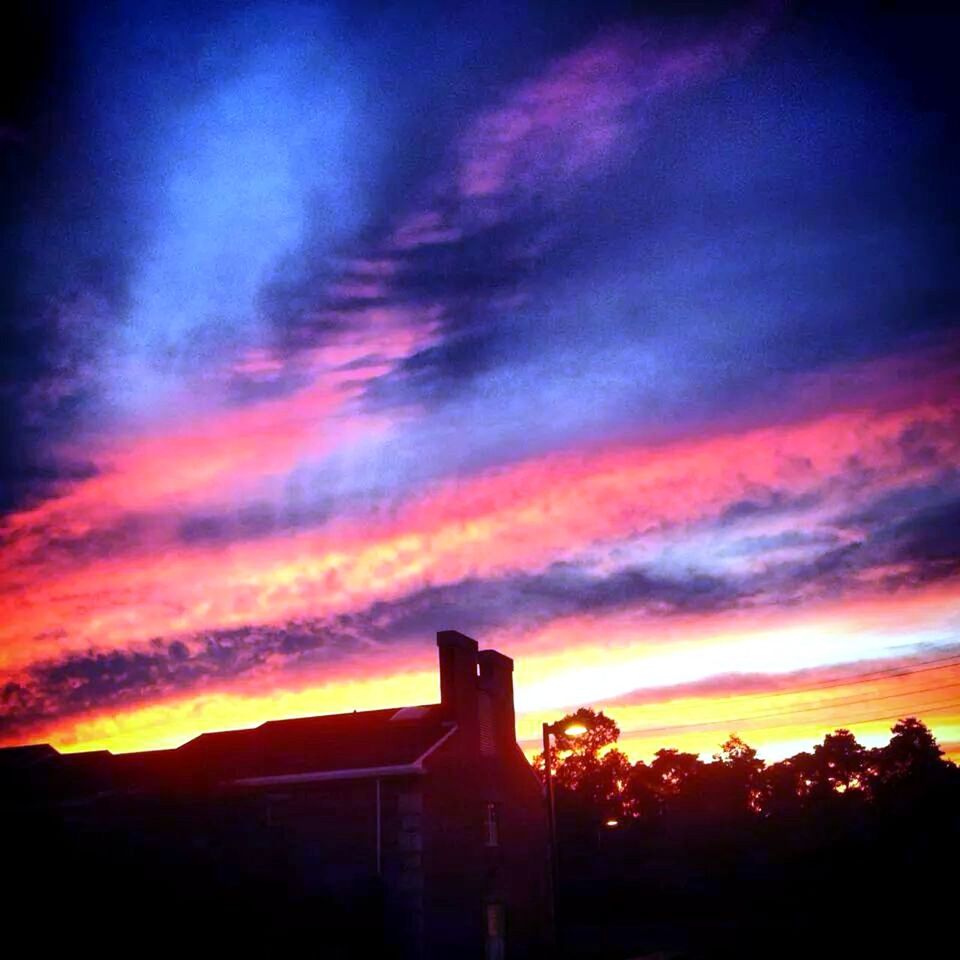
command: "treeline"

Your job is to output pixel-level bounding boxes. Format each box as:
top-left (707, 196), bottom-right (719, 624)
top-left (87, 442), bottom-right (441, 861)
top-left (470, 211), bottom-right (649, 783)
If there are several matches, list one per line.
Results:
top-left (535, 709), bottom-right (957, 824)
top-left (536, 711), bottom-right (960, 960)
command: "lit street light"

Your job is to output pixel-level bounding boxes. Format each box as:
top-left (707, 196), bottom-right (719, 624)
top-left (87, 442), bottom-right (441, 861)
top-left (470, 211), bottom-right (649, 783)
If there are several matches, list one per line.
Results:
top-left (542, 718), bottom-right (590, 931)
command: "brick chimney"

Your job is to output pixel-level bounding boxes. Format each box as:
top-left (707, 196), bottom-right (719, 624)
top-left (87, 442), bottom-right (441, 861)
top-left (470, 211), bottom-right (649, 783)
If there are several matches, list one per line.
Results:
top-left (436, 630), bottom-right (479, 734)
top-left (478, 649), bottom-right (516, 750)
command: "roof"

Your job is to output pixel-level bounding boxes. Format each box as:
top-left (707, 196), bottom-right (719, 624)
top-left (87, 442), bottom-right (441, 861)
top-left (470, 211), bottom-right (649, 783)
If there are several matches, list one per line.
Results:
top-left (0, 703), bottom-right (455, 800)
top-left (176, 703), bottom-right (454, 782)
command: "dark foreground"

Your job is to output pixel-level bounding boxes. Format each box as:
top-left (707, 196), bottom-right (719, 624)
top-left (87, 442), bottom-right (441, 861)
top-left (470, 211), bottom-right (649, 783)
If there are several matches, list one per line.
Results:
top-left (4, 715), bottom-right (957, 959)
top-left (6, 765), bottom-right (956, 959)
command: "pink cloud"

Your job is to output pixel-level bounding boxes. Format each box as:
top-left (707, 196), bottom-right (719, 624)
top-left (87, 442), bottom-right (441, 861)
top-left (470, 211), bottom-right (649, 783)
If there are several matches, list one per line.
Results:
top-left (381, 9), bottom-right (776, 256)
top-left (2, 346), bottom-right (956, 673)
top-left (390, 211), bottom-right (463, 251)
top-left (454, 13), bottom-right (773, 213)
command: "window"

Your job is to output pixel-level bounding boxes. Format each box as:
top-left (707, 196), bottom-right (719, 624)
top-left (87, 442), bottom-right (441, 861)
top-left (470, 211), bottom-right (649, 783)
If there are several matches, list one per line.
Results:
top-left (485, 903), bottom-right (505, 960)
top-left (484, 801), bottom-right (500, 847)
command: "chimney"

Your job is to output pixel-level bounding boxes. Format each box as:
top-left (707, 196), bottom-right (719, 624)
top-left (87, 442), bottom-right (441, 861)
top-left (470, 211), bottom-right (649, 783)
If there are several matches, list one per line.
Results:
top-left (436, 630), bottom-right (479, 731)
top-left (478, 649), bottom-right (516, 749)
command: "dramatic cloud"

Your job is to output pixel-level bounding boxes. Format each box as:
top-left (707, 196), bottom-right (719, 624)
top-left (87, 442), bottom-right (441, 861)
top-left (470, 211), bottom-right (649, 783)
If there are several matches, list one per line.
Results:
top-left (2, 2), bottom-right (958, 759)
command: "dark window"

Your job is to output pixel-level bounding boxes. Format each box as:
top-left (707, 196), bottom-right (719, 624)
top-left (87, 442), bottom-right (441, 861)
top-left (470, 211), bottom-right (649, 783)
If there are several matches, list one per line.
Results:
top-left (486, 903), bottom-right (505, 960)
top-left (484, 801), bottom-right (500, 847)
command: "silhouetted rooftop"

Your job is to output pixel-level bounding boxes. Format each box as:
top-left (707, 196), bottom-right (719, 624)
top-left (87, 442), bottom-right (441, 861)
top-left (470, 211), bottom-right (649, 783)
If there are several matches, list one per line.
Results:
top-left (177, 703), bottom-right (452, 780)
top-left (0, 702), bottom-right (454, 801)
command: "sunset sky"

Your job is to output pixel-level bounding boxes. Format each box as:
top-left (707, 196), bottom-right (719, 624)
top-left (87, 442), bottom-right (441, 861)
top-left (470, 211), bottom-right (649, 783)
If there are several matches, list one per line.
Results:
top-left (2, 1), bottom-right (958, 763)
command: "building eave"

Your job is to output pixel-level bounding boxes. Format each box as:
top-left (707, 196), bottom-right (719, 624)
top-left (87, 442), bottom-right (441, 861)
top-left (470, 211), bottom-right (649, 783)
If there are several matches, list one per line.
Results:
top-left (228, 724), bottom-right (459, 787)
top-left (231, 763), bottom-right (425, 787)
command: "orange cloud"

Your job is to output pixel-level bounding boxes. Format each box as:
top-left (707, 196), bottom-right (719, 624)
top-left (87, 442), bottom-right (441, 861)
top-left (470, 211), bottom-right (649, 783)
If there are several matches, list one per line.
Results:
top-left (1, 385), bottom-right (957, 672)
top-left (15, 584), bottom-right (959, 761)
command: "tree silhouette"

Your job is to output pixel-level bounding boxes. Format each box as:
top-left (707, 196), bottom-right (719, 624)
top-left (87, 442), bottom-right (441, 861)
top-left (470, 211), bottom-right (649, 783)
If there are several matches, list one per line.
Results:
top-left (534, 707), bottom-right (630, 823)
top-left (875, 716), bottom-right (944, 783)
top-left (532, 711), bottom-right (957, 960)
top-left (810, 728), bottom-right (867, 797)
top-left (632, 748), bottom-right (705, 819)
top-left (535, 712), bottom-right (955, 823)
top-left (551, 707), bottom-right (621, 756)
top-left (760, 749), bottom-right (816, 817)
top-left (650, 747), bottom-right (705, 794)
top-left (696, 734), bottom-right (765, 820)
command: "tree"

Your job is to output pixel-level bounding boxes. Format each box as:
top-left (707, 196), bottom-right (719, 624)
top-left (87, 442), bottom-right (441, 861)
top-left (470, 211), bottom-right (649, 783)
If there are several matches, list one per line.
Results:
top-left (550, 707), bottom-right (620, 757)
top-left (639, 748), bottom-right (706, 819)
top-left (701, 734), bottom-right (765, 818)
top-left (873, 717), bottom-right (946, 787)
top-left (534, 708), bottom-right (628, 820)
top-left (810, 728), bottom-right (868, 796)
top-left (622, 760), bottom-right (658, 819)
top-left (713, 734), bottom-right (762, 770)
top-left (574, 748), bottom-right (633, 820)
top-left (759, 751), bottom-right (816, 818)
top-left (649, 747), bottom-right (705, 796)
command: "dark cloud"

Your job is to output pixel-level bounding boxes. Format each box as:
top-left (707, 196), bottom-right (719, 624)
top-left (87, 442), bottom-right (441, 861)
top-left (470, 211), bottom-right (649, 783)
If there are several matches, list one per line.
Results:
top-left (0, 557), bottom-right (742, 737)
top-left (759, 481), bottom-right (960, 598)
top-left (365, 8), bottom-right (960, 427)
top-left (0, 620), bottom-right (379, 738)
top-left (718, 490), bottom-right (822, 526)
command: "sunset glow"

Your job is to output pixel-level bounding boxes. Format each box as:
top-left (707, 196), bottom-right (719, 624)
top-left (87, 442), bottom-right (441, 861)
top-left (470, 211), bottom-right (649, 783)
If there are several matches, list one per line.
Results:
top-left (3, 2), bottom-right (958, 766)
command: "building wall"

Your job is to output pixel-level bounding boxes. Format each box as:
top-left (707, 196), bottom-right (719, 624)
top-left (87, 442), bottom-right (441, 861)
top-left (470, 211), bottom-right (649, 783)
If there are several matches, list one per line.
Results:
top-left (480, 746), bottom-right (553, 958)
top-left (236, 731), bottom-right (550, 960)
top-left (256, 774), bottom-right (424, 958)
top-left (421, 731), bottom-right (552, 960)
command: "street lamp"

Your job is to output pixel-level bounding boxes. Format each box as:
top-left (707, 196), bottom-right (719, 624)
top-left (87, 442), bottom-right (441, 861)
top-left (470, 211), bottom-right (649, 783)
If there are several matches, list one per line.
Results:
top-left (542, 718), bottom-right (590, 929)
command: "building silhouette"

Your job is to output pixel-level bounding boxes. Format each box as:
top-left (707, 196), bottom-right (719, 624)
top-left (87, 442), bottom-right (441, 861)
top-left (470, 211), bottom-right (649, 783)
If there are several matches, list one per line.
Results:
top-left (1, 631), bottom-right (551, 959)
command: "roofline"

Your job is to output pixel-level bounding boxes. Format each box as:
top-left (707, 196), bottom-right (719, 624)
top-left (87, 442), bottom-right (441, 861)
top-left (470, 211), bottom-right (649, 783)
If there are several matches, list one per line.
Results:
top-left (228, 724), bottom-right (458, 788)
top-left (231, 763), bottom-right (424, 787)
top-left (412, 723), bottom-right (457, 766)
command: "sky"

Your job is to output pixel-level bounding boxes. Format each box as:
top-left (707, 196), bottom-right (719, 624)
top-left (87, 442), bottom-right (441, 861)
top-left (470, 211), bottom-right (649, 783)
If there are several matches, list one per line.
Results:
top-left (1, 0), bottom-right (959, 763)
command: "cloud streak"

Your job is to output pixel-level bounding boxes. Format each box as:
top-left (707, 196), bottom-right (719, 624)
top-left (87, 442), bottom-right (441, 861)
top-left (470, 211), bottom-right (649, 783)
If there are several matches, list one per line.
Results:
top-left (2, 2), bottom-right (958, 758)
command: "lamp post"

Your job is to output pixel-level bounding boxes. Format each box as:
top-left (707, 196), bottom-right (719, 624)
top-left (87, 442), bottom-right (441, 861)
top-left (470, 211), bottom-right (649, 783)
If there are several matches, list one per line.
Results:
top-left (542, 719), bottom-right (589, 934)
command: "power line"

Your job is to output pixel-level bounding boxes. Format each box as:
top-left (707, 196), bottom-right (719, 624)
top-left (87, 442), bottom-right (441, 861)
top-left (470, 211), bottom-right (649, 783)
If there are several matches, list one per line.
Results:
top-left (525, 653), bottom-right (960, 748)
top-left (626, 685), bottom-right (960, 739)
top-left (613, 653), bottom-right (960, 729)
top-left (619, 698), bottom-right (960, 746)
top-left (674, 652), bottom-right (960, 705)
top-left (598, 652), bottom-right (960, 722)
top-left (728, 679), bottom-right (960, 723)
top-left (713, 697), bottom-right (960, 737)
top-left (765, 652), bottom-right (960, 695)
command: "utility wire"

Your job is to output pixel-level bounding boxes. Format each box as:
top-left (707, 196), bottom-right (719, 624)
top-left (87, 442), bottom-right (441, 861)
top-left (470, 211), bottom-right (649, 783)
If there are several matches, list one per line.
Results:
top-left (762, 652), bottom-right (960, 695)
top-left (529, 653), bottom-right (960, 748)
top-left (615, 653), bottom-right (960, 729)
top-left (627, 689), bottom-right (960, 739)
top-left (706, 697), bottom-right (960, 737)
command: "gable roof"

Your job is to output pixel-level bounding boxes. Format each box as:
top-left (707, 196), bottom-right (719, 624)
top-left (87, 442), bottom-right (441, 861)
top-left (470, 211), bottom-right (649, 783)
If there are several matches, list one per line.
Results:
top-left (177, 703), bottom-right (454, 783)
top-left (0, 703), bottom-right (455, 800)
